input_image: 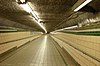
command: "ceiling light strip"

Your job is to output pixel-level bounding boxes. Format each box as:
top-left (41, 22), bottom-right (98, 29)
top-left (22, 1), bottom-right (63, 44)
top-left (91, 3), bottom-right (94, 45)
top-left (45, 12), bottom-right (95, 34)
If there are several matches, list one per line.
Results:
top-left (27, 3), bottom-right (47, 33)
top-left (74, 0), bottom-right (92, 12)
top-left (18, 1), bottom-right (47, 33)
top-left (55, 25), bottom-right (78, 31)
top-left (33, 18), bottom-right (47, 33)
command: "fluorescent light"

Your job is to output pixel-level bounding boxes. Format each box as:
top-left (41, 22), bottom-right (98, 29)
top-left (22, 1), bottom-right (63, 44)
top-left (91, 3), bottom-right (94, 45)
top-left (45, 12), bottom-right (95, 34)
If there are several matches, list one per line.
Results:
top-left (20, 4), bottom-right (39, 20)
top-left (33, 11), bottom-right (39, 15)
top-left (19, 3), bottom-right (47, 33)
top-left (38, 23), bottom-right (47, 33)
top-left (34, 19), bottom-right (47, 33)
top-left (20, 0), bottom-right (26, 3)
top-left (55, 25), bottom-right (78, 31)
top-left (16, 0), bottom-right (26, 4)
top-left (64, 25), bottom-right (78, 29)
top-left (74, 0), bottom-right (92, 12)
top-left (55, 29), bottom-right (64, 31)
top-left (16, 0), bottom-right (18, 2)
top-left (20, 4), bottom-right (32, 13)
top-left (31, 11), bottom-right (39, 20)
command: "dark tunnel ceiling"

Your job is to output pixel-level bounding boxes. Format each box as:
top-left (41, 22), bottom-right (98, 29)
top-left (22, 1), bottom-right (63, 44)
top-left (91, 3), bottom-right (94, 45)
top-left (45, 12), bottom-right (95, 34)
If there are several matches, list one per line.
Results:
top-left (0, 0), bottom-right (100, 32)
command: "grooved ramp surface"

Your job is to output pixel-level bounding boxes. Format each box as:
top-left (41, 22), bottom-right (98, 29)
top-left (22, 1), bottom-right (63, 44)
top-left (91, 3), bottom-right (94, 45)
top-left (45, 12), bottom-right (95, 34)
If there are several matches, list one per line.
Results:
top-left (0, 35), bottom-right (66, 66)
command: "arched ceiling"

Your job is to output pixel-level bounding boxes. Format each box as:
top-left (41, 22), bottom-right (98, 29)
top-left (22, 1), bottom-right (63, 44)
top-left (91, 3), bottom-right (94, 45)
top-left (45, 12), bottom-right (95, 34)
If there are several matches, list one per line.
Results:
top-left (0, 0), bottom-right (100, 32)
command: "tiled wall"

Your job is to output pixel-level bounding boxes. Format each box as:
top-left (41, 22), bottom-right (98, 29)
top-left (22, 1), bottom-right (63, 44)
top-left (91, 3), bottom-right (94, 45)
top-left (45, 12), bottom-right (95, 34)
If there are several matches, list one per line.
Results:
top-left (0, 32), bottom-right (31, 44)
top-left (52, 32), bottom-right (100, 66)
top-left (0, 32), bottom-right (41, 55)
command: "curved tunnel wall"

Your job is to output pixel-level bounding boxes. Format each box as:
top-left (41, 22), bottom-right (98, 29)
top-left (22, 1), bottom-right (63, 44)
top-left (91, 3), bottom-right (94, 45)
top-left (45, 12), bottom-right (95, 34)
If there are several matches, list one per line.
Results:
top-left (51, 32), bottom-right (100, 66)
top-left (0, 31), bottom-right (41, 56)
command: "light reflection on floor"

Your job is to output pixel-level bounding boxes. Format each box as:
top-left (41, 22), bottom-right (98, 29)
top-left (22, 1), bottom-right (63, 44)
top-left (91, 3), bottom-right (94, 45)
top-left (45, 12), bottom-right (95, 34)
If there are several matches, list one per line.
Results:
top-left (0, 35), bottom-right (66, 66)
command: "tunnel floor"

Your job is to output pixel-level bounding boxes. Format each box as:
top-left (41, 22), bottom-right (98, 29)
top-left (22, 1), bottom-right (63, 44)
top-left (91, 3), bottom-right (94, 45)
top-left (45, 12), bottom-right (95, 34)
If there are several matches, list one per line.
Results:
top-left (0, 35), bottom-right (67, 66)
